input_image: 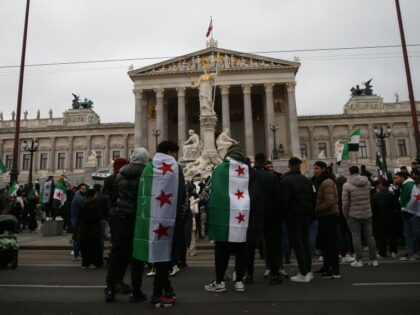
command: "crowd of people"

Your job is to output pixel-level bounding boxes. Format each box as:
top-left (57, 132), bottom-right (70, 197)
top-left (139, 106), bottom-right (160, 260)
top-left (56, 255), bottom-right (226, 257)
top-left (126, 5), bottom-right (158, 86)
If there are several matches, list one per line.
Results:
top-left (1, 141), bottom-right (419, 308)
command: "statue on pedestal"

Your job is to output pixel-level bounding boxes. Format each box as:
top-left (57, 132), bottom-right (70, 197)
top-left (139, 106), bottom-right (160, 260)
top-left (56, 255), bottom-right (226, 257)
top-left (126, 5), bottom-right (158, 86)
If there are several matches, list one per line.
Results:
top-left (24, 110), bottom-right (28, 120)
top-left (12, 110), bottom-right (15, 121)
top-left (190, 69), bottom-right (216, 116)
top-left (182, 129), bottom-right (201, 160)
top-left (49, 109), bottom-right (53, 119)
top-left (216, 128), bottom-right (238, 159)
top-left (86, 150), bottom-right (97, 167)
top-left (36, 110), bottom-right (40, 119)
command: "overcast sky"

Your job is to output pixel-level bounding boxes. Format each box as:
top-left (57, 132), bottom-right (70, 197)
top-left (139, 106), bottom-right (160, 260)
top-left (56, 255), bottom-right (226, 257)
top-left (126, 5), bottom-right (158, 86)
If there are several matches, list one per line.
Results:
top-left (1, 0), bottom-right (419, 123)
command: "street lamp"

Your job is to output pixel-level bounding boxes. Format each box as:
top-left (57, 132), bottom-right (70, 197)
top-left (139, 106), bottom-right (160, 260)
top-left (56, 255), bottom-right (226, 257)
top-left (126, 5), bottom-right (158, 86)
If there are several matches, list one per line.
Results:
top-left (269, 124), bottom-right (279, 160)
top-left (373, 125), bottom-right (392, 176)
top-left (21, 139), bottom-right (39, 187)
top-left (152, 129), bottom-right (161, 149)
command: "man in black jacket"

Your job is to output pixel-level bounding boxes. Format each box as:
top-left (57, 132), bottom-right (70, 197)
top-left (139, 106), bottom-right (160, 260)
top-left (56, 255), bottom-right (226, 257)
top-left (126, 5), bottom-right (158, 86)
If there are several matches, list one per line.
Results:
top-left (104, 147), bottom-right (149, 302)
top-left (282, 157), bottom-right (315, 282)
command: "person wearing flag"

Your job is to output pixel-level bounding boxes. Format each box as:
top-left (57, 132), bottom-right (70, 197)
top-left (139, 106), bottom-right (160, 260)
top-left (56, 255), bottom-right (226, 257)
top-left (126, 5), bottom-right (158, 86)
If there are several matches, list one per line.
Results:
top-left (42, 176), bottom-right (55, 219)
top-left (131, 141), bottom-right (186, 308)
top-left (394, 171), bottom-right (420, 260)
top-left (205, 144), bottom-right (258, 293)
top-left (52, 176), bottom-right (67, 221)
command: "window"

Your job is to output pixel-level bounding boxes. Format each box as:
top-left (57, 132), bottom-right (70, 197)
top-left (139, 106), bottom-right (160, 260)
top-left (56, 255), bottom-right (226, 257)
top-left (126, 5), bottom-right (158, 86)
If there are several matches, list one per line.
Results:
top-left (75, 152), bottom-right (83, 169)
top-left (5, 155), bottom-right (13, 170)
top-left (39, 153), bottom-right (48, 170)
top-left (318, 143), bottom-right (327, 156)
top-left (359, 140), bottom-right (368, 158)
top-left (398, 139), bottom-right (408, 156)
top-left (112, 151), bottom-right (120, 160)
top-left (57, 153), bottom-right (66, 170)
top-left (96, 151), bottom-right (102, 166)
top-left (22, 154), bottom-right (31, 171)
top-left (300, 143), bottom-right (308, 158)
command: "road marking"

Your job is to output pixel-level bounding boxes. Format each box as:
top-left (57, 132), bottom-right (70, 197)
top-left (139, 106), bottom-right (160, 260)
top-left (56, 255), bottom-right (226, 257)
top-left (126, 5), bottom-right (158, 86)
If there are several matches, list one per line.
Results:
top-left (353, 282), bottom-right (420, 286)
top-left (0, 284), bottom-right (105, 289)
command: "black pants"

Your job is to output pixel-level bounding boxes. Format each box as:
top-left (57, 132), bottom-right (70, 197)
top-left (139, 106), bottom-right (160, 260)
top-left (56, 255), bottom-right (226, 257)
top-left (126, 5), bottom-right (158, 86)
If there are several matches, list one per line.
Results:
top-left (373, 217), bottom-right (398, 257)
top-left (287, 217), bottom-right (311, 276)
top-left (264, 225), bottom-right (281, 276)
top-left (106, 217), bottom-right (135, 287)
top-left (215, 241), bottom-right (246, 282)
top-left (80, 237), bottom-right (102, 267)
top-left (318, 215), bottom-right (340, 273)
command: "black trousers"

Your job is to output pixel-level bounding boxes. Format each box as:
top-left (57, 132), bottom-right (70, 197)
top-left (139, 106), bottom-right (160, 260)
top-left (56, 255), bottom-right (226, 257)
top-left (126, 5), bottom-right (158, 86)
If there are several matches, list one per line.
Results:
top-left (80, 237), bottom-right (102, 267)
top-left (106, 217), bottom-right (135, 287)
top-left (287, 217), bottom-right (311, 276)
top-left (373, 217), bottom-right (398, 257)
top-left (215, 241), bottom-right (247, 283)
top-left (318, 214), bottom-right (340, 273)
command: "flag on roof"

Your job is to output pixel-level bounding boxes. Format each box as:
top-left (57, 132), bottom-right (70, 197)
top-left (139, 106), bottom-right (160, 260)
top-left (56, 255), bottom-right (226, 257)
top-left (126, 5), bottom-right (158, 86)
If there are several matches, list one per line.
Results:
top-left (206, 18), bottom-right (213, 38)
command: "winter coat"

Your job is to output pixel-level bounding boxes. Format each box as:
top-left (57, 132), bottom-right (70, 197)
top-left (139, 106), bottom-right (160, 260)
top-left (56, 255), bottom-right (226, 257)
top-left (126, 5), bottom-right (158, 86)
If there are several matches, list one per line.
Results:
top-left (282, 169), bottom-right (315, 220)
top-left (77, 197), bottom-right (104, 240)
top-left (342, 174), bottom-right (372, 219)
top-left (70, 193), bottom-right (84, 227)
top-left (315, 178), bottom-right (339, 217)
top-left (371, 189), bottom-right (399, 221)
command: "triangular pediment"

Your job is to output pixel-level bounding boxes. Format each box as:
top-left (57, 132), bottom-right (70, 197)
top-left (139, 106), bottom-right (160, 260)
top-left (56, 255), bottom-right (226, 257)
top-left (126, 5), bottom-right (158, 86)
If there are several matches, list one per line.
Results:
top-left (128, 47), bottom-right (300, 79)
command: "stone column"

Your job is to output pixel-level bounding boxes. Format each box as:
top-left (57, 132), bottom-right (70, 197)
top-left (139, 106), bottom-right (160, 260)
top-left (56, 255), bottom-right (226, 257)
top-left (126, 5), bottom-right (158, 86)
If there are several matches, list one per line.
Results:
top-left (177, 87), bottom-right (186, 156)
top-left (123, 134), bottom-right (129, 159)
top-left (0, 139), bottom-right (3, 163)
top-left (264, 83), bottom-right (275, 158)
top-left (308, 127), bottom-right (314, 159)
top-left (407, 122), bottom-right (415, 157)
top-left (328, 126), bottom-right (334, 158)
top-left (242, 84), bottom-right (254, 158)
top-left (48, 137), bottom-right (56, 173)
top-left (286, 82), bottom-right (301, 157)
top-left (67, 136), bottom-right (73, 172)
top-left (220, 85), bottom-right (230, 131)
top-left (155, 88), bottom-right (165, 142)
top-left (104, 135), bottom-right (110, 166)
top-left (133, 89), bottom-right (147, 148)
top-left (388, 123), bottom-right (396, 161)
top-left (368, 124), bottom-right (376, 161)
top-left (85, 136), bottom-right (92, 163)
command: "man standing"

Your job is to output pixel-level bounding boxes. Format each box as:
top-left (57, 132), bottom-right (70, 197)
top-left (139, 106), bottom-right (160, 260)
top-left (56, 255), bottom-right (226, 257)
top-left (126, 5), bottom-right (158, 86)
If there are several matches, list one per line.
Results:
top-left (343, 166), bottom-right (378, 267)
top-left (131, 141), bottom-right (186, 308)
top-left (42, 176), bottom-right (54, 219)
top-left (104, 148), bottom-right (149, 303)
top-left (70, 184), bottom-right (87, 261)
top-left (282, 157), bottom-right (315, 282)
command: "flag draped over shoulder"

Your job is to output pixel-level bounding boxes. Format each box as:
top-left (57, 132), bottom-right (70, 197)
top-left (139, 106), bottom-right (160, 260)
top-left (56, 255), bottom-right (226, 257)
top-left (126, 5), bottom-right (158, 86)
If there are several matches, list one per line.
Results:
top-left (42, 180), bottom-right (52, 203)
top-left (53, 181), bottom-right (67, 207)
top-left (133, 153), bottom-right (179, 263)
top-left (208, 158), bottom-right (250, 243)
top-left (400, 178), bottom-right (420, 217)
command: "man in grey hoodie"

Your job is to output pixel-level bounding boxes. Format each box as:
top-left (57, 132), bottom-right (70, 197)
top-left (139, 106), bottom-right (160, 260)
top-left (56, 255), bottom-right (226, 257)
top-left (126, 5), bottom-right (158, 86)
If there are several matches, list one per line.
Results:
top-left (342, 166), bottom-right (378, 267)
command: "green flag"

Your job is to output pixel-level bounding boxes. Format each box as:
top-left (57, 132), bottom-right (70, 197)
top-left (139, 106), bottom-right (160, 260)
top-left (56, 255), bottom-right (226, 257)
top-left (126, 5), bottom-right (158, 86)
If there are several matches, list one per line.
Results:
top-left (8, 181), bottom-right (19, 197)
top-left (53, 181), bottom-right (67, 206)
top-left (336, 142), bottom-right (349, 165)
top-left (348, 128), bottom-right (361, 151)
top-left (0, 161), bottom-right (8, 174)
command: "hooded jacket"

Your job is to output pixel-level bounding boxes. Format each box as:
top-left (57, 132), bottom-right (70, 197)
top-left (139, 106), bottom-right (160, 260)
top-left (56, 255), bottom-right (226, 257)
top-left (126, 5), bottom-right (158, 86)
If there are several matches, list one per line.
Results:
top-left (342, 174), bottom-right (372, 219)
top-left (114, 148), bottom-right (149, 218)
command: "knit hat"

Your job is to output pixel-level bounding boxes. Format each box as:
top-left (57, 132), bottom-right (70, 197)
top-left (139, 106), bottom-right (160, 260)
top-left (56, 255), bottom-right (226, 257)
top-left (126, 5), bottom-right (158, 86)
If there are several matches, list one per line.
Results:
top-left (113, 158), bottom-right (129, 175)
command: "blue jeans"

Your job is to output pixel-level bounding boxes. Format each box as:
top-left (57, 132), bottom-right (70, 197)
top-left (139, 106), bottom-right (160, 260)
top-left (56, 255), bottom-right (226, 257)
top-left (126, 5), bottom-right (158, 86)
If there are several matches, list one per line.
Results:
top-left (402, 213), bottom-right (420, 256)
top-left (309, 220), bottom-right (319, 253)
top-left (73, 240), bottom-right (80, 258)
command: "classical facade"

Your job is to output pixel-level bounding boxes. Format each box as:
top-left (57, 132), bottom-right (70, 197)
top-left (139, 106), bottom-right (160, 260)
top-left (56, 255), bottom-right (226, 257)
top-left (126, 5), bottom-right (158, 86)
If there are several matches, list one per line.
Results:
top-left (128, 46), bottom-right (301, 159)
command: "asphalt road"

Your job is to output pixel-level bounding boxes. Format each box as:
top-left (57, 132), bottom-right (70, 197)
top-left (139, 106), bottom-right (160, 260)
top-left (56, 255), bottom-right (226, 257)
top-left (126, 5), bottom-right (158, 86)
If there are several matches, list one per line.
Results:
top-left (0, 251), bottom-right (419, 315)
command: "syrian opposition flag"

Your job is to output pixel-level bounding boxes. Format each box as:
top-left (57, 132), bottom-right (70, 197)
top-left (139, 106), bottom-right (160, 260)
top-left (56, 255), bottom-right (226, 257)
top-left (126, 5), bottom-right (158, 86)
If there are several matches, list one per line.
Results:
top-left (206, 18), bottom-right (213, 37)
top-left (376, 151), bottom-right (387, 178)
top-left (53, 181), bottom-right (67, 207)
top-left (92, 169), bottom-right (111, 180)
top-left (336, 142), bottom-right (349, 165)
top-left (0, 160), bottom-right (8, 174)
top-left (348, 128), bottom-right (361, 151)
top-left (400, 178), bottom-right (420, 217)
top-left (208, 158), bottom-right (250, 243)
top-left (41, 180), bottom-right (53, 203)
top-left (8, 181), bottom-right (19, 197)
top-left (133, 153), bottom-right (179, 263)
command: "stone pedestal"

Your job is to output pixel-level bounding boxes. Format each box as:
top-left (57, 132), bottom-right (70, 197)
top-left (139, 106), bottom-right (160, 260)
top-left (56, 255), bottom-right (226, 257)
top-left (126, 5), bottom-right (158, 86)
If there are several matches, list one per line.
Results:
top-left (42, 220), bottom-right (63, 236)
top-left (199, 114), bottom-right (218, 158)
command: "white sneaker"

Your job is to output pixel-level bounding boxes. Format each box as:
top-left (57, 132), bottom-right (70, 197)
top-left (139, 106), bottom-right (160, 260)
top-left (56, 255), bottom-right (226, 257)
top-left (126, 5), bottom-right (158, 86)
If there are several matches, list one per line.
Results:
top-left (307, 272), bottom-right (314, 280)
top-left (400, 256), bottom-right (417, 261)
top-left (205, 281), bottom-right (227, 292)
top-left (146, 268), bottom-right (156, 276)
top-left (234, 281), bottom-right (245, 292)
top-left (341, 254), bottom-right (356, 263)
top-left (350, 260), bottom-right (363, 267)
top-left (279, 269), bottom-right (289, 278)
top-left (70, 250), bottom-right (74, 256)
top-left (169, 265), bottom-right (180, 276)
top-left (391, 252), bottom-right (397, 258)
top-left (290, 273), bottom-right (310, 283)
top-left (318, 256), bottom-right (324, 262)
top-left (263, 269), bottom-right (271, 278)
top-left (370, 260), bottom-right (379, 267)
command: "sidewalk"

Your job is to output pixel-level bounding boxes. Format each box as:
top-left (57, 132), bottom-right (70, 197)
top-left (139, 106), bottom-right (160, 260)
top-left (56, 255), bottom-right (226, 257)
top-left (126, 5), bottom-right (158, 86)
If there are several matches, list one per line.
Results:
top-left (17, 230), bottom-right (214, 250)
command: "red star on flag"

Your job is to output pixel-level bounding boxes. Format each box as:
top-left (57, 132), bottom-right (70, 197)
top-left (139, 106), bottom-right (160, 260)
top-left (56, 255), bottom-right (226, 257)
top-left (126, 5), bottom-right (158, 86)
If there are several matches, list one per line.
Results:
top-left (236, 212), bottom-right (245, 224)
top-left (235, 166), bottom-right (245, 176)
top-left (158, 162), bottom-right (174, 176)
top-left (155, 190), bottom-right (173, 207)
top-left (234, 189), bottom-right (245, 200)
top-left (55, 191), bottom-right (63, 199)
top-left (153, 223), bottom-right (170, 240)
top-left (414, 194), bottom-right (420, 201)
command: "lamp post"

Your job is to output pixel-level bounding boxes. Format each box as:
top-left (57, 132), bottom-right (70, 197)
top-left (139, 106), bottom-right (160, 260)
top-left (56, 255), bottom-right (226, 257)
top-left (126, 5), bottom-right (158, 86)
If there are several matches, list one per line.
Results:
top-left (152, 129), bottom-right (161, 149)
top-left (21, 139), bottom-right (39, 188)
top-left (373, 125), bottom-right (393, 176)
top-left (269, 124), bottom-right (279, 160)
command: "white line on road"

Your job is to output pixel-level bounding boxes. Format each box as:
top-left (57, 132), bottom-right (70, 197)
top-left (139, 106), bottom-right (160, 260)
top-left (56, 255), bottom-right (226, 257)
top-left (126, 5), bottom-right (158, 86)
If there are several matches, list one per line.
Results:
top-left (353, 282), bottom-right (420, 286)
top-left (0, 284), bottom-right (105, 289)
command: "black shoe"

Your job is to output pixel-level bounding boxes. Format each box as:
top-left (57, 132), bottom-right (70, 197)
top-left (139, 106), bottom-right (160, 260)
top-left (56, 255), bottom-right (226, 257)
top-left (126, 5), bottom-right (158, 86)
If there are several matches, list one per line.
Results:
top-left (129, 291), bottom-right (147, 303)
top-left (244, 274), bottom-right (253, 284)
top-left (104, 287), bottom-right (115, 303)
top-left (270, 274), bottom-right (283, 285)
top-left (115, 281), bottom-right (131, 294)
top-left (321, 271), bottom-right (333, 279)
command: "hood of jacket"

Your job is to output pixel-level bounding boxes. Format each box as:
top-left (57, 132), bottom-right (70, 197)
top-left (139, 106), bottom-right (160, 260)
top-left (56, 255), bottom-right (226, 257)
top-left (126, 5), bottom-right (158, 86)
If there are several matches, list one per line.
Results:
top-left (130, 147), bottom-right (149, 165)
top-left (347, 174), bottom-right (369, 187)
